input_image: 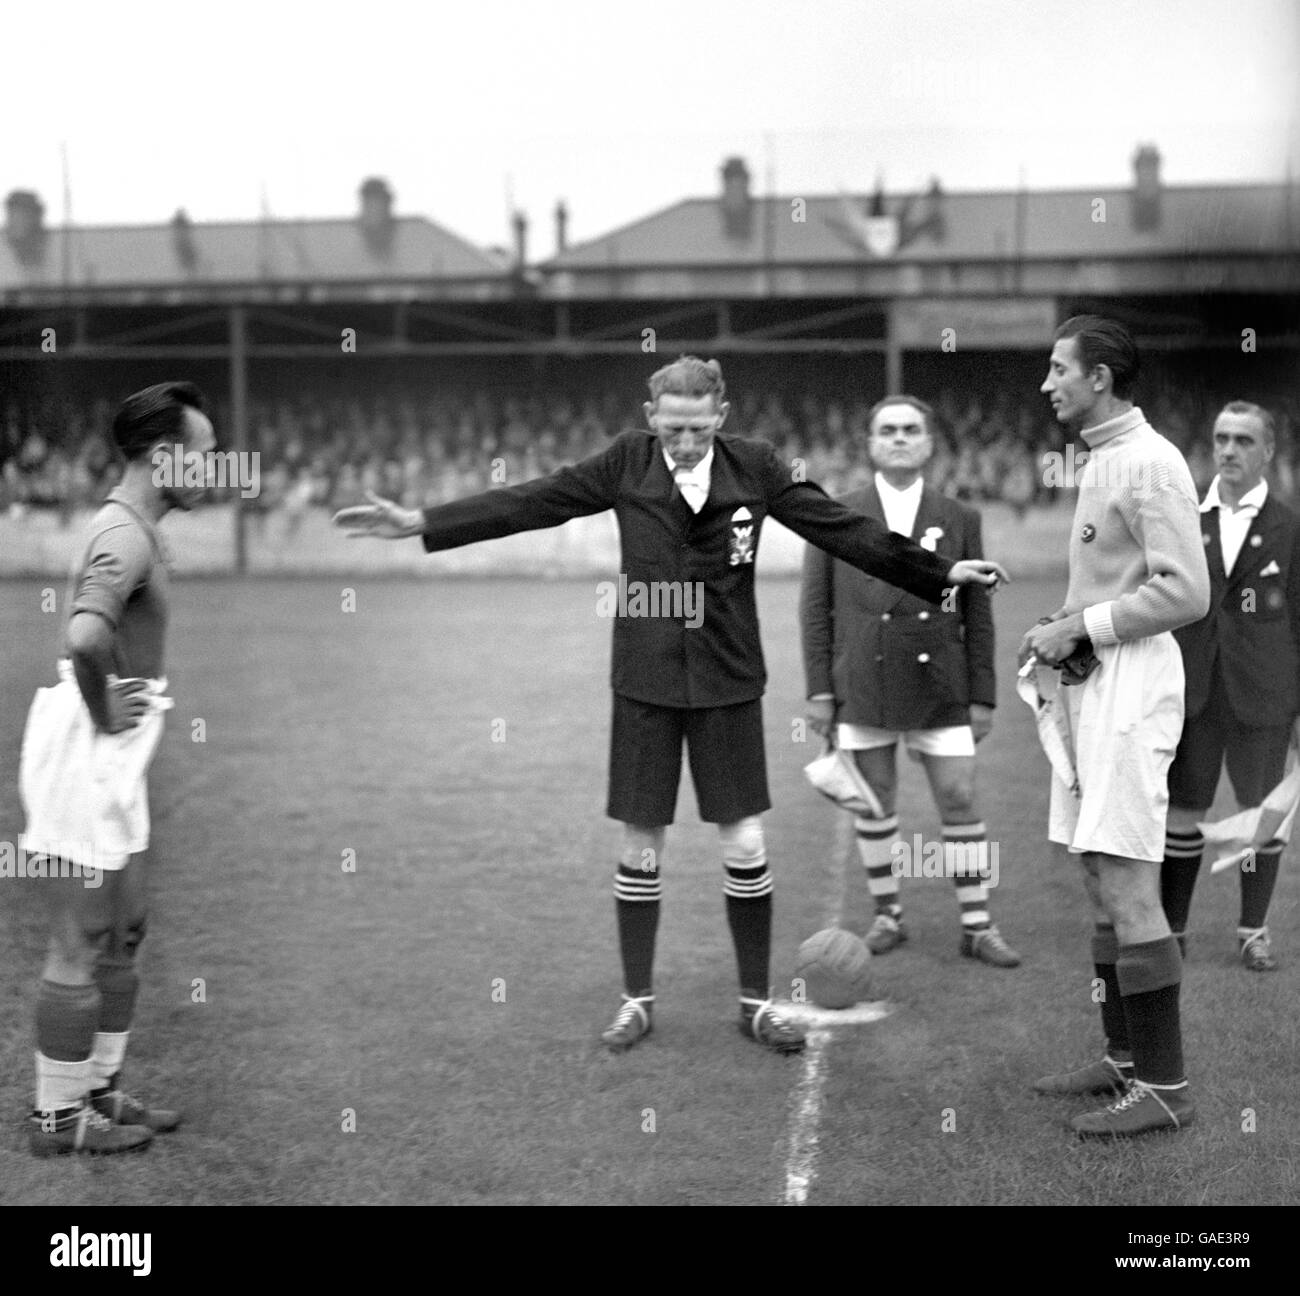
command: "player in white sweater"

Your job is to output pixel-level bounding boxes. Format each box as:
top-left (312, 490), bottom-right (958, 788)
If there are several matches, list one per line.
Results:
top-left (1021, 316), bottom-right (1210, 1139)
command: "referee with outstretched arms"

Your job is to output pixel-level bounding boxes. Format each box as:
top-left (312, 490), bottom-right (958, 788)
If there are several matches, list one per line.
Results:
top-left (335, 356), bottom-right (1007, 1057)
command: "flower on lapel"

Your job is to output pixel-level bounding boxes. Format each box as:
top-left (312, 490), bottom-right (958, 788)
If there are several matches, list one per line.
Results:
top-left (919, 526), bottom-right (944, 552)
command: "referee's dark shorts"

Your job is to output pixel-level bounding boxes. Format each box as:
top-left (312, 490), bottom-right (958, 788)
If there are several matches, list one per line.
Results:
top-left (606, 693), bottom-right (770, 826)
top-left (1168, 681), bottom-right (1290, 811)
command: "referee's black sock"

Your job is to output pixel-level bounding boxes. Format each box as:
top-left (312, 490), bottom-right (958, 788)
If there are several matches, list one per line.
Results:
top-left (1117, 936), bottom-right (1185, 1087)
top-left (727, 895), bottom-right (772, 1001)
top-left (613, 863), bottom-right (660, 997)
top-left (1091, 925), bottom-right (1130, 1058)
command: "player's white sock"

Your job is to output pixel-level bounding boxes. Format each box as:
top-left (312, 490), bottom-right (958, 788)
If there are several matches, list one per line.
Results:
top-left (34, 1052), bottom-right (92, 1112)
top-left (90, 1031), bottom-right (129, 1089)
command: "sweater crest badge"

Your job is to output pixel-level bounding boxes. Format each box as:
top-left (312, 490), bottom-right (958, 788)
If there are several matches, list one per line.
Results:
top-left (1081, 523), bottom-right (1097, 543)
top-left (728, 506), bottom-right (756, 566)
top-left (919, 526), bottom-right (944, 551)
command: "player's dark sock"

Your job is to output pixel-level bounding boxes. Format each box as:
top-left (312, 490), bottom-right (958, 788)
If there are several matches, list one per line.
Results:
top-left (1239, 848), bottom-right (1281, 930)
top-left (944, 821), bottom-right (990, 932)
top-left (726, 893), bottom-right (772, 994)
top-left (1091, 925), bottom-right (1129, 1055)
top-left (855, 814), bottom-right (900, 914)
top-left (90, 956), bottom-right (139, 1092)
top-left (613, 862), bottom-right (660, 996)
top-left (1160, 827), bottom-right (1203, 934)
top-left (34, 980), bottom-right (101, 1113)
top-left (1117, 936), bottom-right (1185, 1086)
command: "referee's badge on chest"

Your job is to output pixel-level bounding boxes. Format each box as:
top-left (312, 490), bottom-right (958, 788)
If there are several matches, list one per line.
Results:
top-left (728, 506), bottom-right (756, 566)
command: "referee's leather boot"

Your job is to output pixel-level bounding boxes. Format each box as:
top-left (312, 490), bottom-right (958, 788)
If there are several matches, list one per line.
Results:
top-left (1033, 1055), bottom-right (1133, 1096)
top-left (739, 996), bottom-right (806, 1054)
top-left (1071, 1079), bottom-right (1195, 1138)
top-left (91, 1072), bottom-right (182, 1133)
top-left (601, 994), bottom-right (654, 1052)
top-left (961, 925), bottom-right (1021, 967)
top-left (29, 1103), bottom-right (153, 1157)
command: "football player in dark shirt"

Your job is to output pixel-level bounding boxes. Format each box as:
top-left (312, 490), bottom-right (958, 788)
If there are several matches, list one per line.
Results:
top-left (20, 381), bottom-right (214, 1155)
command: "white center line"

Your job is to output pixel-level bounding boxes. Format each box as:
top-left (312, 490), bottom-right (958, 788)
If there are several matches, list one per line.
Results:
top-left (780, 811), bottom-right (855, 1206)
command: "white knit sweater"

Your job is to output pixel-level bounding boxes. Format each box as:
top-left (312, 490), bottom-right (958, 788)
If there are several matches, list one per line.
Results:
top-left (1063, 407), bottom-right (1211, 645)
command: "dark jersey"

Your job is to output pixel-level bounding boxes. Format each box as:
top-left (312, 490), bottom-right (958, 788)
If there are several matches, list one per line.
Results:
top-left (66, 493), bottom-right (170, 678)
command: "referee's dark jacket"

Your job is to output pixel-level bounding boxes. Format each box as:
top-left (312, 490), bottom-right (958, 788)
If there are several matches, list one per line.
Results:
top-left (1176, 490), bottom-right (1300, 727)
top-left (800, 481), bottom-right (995, 730)
top-left (419, 429), bottom-right (955, 709)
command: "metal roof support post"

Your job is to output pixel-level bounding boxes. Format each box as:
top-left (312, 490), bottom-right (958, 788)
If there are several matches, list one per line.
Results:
top-left (229, 303), bottom-right (248, 575)
top-left (885, 299), bottom-right (903, 393)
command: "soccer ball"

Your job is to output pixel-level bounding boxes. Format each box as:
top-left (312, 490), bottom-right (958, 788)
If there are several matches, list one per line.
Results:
top-left (794, 927), bottom-right (873, 1009)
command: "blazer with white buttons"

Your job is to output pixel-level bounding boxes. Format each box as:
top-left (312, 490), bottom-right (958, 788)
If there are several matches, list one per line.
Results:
top-left (1176, 492), bottom-right (1300, 727)
top-left (800, 482), bottom-right (995, 730)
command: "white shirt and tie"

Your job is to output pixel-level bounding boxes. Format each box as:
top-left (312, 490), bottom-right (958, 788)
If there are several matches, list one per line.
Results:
top-left (875, 472), bottom-right (924, 538)
top-left (1202, 475), bottom-right (1267, 576)
top-left (666, 447), bottom-right (713, 513)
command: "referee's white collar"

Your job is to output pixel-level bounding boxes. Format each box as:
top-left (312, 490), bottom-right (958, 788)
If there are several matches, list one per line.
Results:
top-left (1201, 475), bottom-right (1267, 514)
top-left (664, 445), bottom-right (714, 482)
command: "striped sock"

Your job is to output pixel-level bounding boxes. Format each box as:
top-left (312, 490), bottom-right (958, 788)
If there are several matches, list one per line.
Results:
top-left (855, 814), bottom-right (901, 915)
top-left (944, 822), bottom-right (990, 932)
top-left (1160, 825), bottom-right (1204, 938)
top-left (613, 862), bottom-right (661, 996)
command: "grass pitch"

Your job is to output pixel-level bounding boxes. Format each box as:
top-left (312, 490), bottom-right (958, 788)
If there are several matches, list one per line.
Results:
top-left (1, 574), bottom-right (1296, 1205)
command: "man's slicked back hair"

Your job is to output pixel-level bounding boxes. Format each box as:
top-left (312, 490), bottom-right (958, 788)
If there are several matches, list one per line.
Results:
top-left (647, 355), bottom-right (726, 406)
top-left (1219, 400), bottom-right (1276, 449)
top-left (1053, 315), bottom-right (1140, 400)
top-left (867, 394), bottom-right (934, 436)
top-left (112, 381), bottom-right (208, 462)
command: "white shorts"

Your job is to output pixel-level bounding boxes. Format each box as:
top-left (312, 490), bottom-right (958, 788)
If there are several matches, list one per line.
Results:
top-left (19, 661), bottom-right (172, 871)
top-left (837, 723), bottom-right (976, 758)
top-left (1048, 633), bottom-right (1184, 863)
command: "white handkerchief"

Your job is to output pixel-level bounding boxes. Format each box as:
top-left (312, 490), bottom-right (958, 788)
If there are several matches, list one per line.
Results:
top-left (1260, 560), bottom-right (1281, 577)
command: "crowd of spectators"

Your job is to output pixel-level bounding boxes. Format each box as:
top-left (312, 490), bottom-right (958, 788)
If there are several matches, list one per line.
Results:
top-left (3, 377), bottom-right (1297, 526)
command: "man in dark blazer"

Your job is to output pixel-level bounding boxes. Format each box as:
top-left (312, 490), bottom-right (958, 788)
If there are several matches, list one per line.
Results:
top-left (334, 358), bottom-right (1007, 1054)
top-left (1162, 401), bottom-right (1300, 971)
top-left (802, 395), bottom-right (1020, 967)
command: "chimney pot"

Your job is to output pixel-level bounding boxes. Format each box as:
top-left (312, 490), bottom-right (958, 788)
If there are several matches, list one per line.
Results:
top-left (720, 156), bottom-right (753, 239)
top-left (358, 177), bottom-right (395, 254)
top-left (5, 189), bottom-right (46, 265)
top-left (1132, 144), bottom-right (1162, 231)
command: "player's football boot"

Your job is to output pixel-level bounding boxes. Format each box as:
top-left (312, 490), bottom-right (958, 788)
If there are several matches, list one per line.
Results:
top-left (739, 997), bottom-right (806, 1054)
top-left (1240, 928), bottom-right (1278, 972)
top-left (1032, 1055), bottom-right (1133, 1096)
top-left (601, 994), bottom-right (654, 1052)
top-left (960, 925), bottom-right (1022, 968)
top-left (28, 1103), bottom-right (153, 1157)
top-left (90, 1073), bottom-right (182, 1133)
top-left (864, 912), bottom-right (908, 955)
top-left (1071, 1079), bottom-right (1195, 1138)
